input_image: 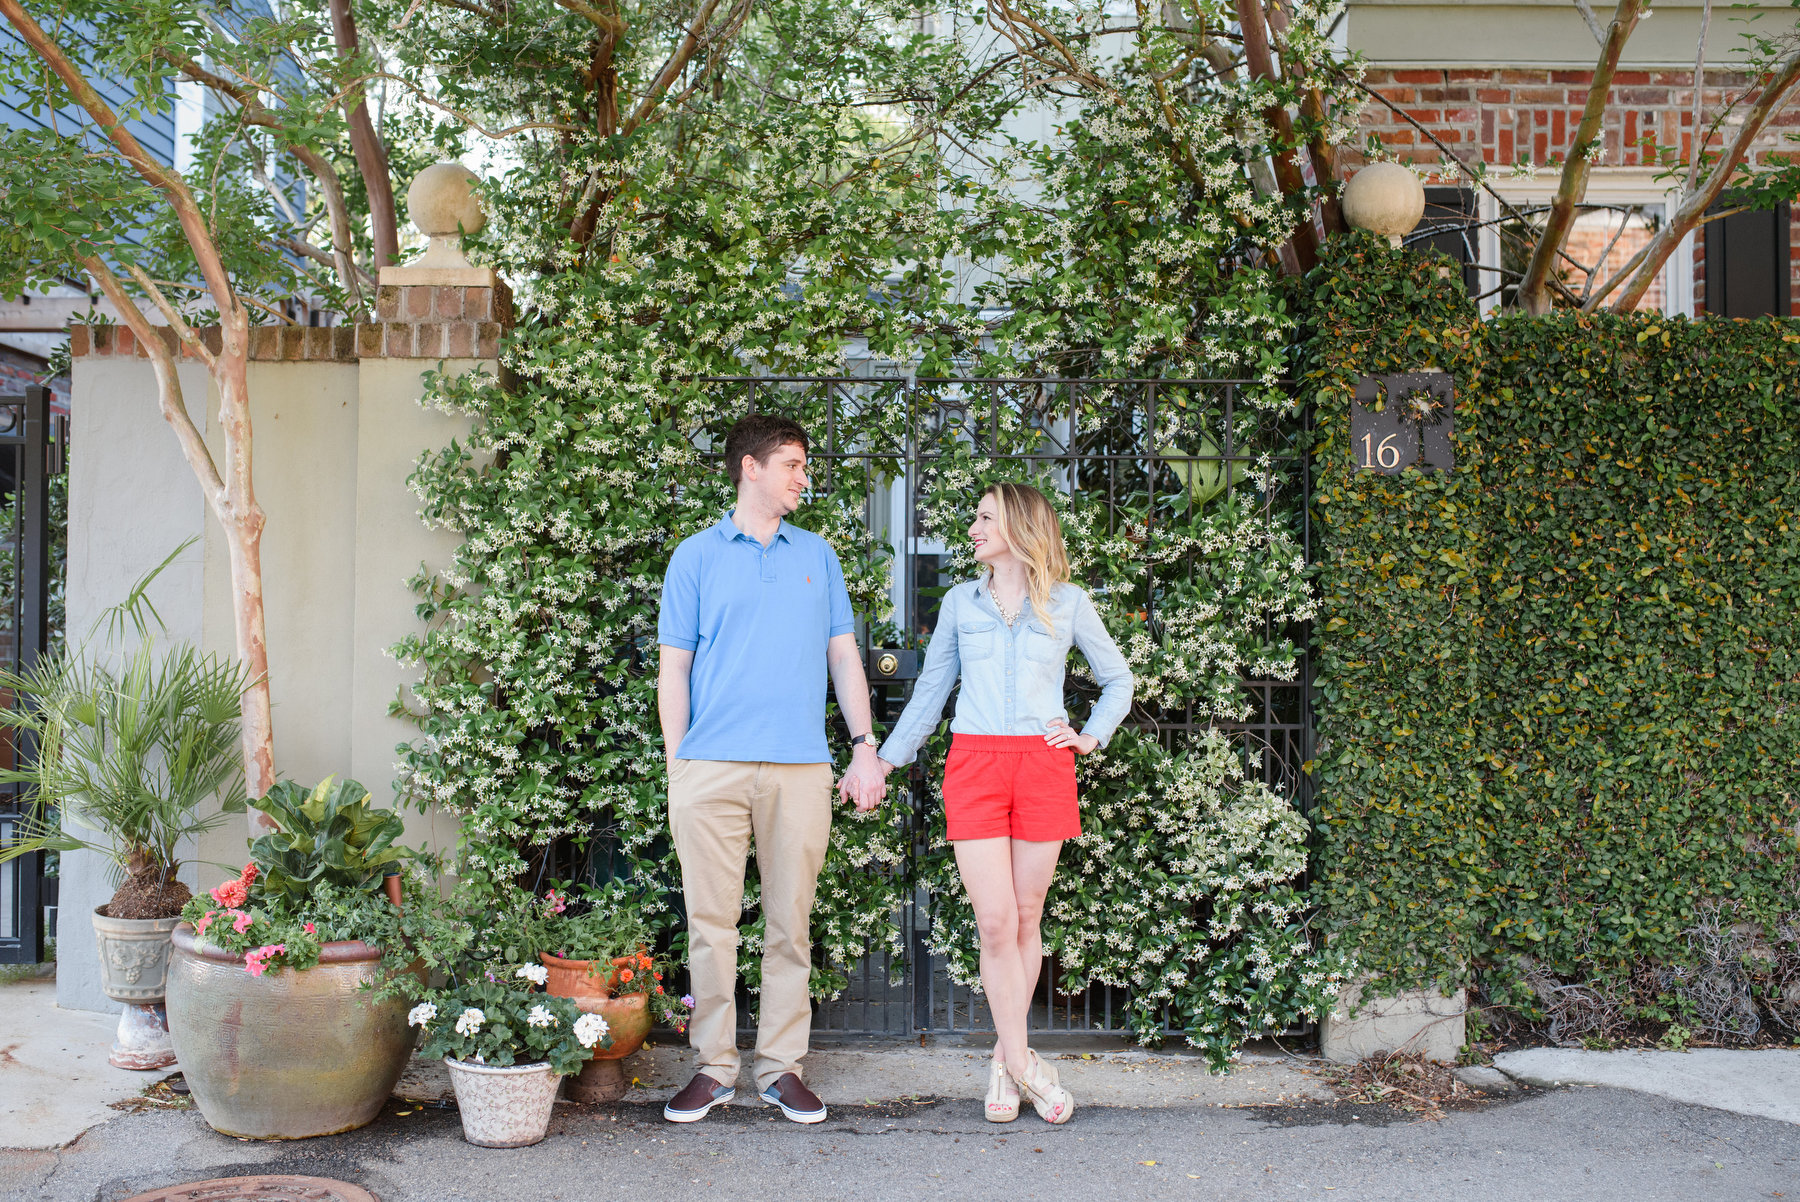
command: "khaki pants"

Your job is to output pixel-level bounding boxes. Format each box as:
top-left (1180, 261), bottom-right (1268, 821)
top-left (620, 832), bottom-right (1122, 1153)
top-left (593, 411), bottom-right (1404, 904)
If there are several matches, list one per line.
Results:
top-left (667, 758), bottom-right (832, 1091)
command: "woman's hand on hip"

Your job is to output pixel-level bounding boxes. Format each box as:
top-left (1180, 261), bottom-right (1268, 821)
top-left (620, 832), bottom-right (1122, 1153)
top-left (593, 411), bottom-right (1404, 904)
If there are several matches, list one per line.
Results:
top-left (1044, 718), bottom-right (1099, 754)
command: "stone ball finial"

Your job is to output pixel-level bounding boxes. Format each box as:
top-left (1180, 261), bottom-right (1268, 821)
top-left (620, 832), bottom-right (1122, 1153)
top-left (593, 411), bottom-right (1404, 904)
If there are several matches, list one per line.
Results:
top-left (406, 163), bottom-right (484, 268)
top-left (1342, 162), bottom-right (1426, 247)
top-left (408, 162), bottom-right (484, 238)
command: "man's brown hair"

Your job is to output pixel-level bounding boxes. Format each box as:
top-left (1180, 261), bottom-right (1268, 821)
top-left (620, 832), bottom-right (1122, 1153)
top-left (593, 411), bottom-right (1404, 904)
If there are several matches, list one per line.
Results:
top-left (724, 413), bottom-right (810, 487)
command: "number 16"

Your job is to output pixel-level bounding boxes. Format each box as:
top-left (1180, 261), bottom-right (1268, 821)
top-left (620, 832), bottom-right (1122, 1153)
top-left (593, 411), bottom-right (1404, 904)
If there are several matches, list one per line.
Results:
top-left (1361, 433), bottom-right (1402, 470)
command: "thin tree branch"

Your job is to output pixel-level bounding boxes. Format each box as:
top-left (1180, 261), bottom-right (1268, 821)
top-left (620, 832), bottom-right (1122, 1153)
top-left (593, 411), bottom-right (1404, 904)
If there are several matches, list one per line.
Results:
top-left (1, 0), bottom-right (238, 314)
top-left (1686, 0), bottom-right (1713, 192)
top-left (122, 263), bottom-right (215, 367)
top-left (1572, 0), bottom-right (1607, 45)
top-left (158, 48), bottom-right (366, 311)
top-left (1606, 41), bottom-right (1800, 311)
top-left (79, 256), bottom-right (227, 506)
top-left (554, 0), bottom-right (625, 33)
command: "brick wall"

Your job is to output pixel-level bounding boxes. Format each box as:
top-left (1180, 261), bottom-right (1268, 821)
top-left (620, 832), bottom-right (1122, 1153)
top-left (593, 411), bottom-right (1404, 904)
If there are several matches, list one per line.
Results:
top-left (1352, 67), bottom-right (1800, 315)
top-left (70, 278), bottom-right (512, 363)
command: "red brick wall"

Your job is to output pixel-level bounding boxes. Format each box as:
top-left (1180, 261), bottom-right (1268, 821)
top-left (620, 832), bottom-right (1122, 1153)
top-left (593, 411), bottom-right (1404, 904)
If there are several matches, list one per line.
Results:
top-left (1350, 67), bottom-right (1800, 315)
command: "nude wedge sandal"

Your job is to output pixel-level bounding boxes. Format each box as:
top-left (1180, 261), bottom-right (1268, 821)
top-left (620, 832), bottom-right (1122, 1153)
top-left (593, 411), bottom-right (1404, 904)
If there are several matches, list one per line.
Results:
top-left (984, 1057), bottom-right (1020, 1122)
top-left (1015, 1048), bottom-right (1076, 1125)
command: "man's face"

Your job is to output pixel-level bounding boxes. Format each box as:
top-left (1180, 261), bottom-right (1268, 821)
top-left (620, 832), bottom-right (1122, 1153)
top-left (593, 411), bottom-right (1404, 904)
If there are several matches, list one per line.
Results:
top-left (741, 441), bottom-right (809, 516)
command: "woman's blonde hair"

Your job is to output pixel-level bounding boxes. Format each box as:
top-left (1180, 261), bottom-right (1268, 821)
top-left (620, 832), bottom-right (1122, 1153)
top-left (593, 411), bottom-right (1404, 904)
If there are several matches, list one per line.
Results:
top-left (983, 482), bottom-right (1071, 632)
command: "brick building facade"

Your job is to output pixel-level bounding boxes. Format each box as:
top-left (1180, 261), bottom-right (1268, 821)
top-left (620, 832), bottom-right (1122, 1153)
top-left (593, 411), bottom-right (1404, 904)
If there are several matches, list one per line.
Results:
top-left (1344, 2), bottom-right (1797, 318)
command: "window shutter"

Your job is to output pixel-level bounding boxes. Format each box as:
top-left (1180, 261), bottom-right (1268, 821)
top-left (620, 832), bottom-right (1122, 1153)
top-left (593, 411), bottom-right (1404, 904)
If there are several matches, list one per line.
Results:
top-left (1704, 204), bottom-right (1792, 318)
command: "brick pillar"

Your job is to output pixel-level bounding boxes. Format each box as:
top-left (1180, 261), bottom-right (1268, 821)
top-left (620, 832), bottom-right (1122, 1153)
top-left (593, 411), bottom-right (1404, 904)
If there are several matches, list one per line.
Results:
top-left (360, 265), bottom-right (513, 361)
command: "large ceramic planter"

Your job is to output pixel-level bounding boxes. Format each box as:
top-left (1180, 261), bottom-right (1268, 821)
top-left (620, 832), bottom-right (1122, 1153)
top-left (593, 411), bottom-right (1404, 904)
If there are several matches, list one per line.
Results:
top-left (165, 923), bottom-right (417, 1139)
top-left (540, 952), bottom-right (654, 1102)
top-left (91, 908), bottom-right (180, 1070)
top-left (444, 1058), bottom-right (560, 1147)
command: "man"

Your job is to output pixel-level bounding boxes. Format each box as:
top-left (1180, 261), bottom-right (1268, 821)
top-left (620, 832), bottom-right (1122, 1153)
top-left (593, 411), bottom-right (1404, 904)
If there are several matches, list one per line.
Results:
top-left (656, 413), bottom-right (887, 1125)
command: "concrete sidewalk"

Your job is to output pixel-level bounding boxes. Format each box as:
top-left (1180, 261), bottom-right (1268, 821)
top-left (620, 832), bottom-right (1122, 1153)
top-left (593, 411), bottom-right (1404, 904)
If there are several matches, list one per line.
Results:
top-left (3, 977), bottom-right (1331, 1151)
top-left (1493, 1046), bottom-right (1800, 1127)
top-left (0, 982), bottom-right (163, 1151)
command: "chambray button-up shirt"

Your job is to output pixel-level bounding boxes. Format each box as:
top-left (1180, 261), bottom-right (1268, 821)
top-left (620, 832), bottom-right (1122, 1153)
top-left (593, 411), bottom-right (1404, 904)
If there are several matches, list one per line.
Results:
top-left (876, 579), bottom-right (1135, 768)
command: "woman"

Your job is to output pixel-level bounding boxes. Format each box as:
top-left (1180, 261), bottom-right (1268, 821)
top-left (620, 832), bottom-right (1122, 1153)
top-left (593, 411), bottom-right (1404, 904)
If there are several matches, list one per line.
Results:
top-left (875, 483), bottom-right (1133, 1124)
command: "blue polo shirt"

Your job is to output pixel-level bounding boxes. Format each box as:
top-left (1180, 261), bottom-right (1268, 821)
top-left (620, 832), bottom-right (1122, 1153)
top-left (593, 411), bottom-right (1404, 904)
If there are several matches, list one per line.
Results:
top-left (657, 512), bottom-right (856, 763)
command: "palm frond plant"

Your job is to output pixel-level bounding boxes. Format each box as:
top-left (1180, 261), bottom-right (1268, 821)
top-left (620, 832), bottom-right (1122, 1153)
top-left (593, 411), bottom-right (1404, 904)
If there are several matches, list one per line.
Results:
top-left (0, 544), bottom-right (250, 918)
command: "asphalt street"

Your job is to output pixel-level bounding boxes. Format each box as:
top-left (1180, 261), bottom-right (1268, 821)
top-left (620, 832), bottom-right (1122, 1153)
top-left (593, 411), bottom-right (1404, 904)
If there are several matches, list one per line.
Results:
top-left (3, 1084), bottom-right (1796, 1202)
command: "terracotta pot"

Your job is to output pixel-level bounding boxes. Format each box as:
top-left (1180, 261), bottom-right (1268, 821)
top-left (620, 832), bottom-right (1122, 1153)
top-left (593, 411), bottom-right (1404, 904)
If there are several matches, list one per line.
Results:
top-left (91, 908), bottom-right (179, 1003)
top-left (444, 1058), bottom-right (560, 1147)
top-left (540, 952), bottom-right (655, 1103)
top-left (165, 923), bottom-right (418, 1139)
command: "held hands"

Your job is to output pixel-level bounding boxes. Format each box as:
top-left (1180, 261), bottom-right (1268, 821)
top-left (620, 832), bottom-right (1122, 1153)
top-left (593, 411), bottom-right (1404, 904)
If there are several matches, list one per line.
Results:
top-left (838, 743), bottom-right (889, 813)
top-left (1044, 718), bottom-right (1099, 755)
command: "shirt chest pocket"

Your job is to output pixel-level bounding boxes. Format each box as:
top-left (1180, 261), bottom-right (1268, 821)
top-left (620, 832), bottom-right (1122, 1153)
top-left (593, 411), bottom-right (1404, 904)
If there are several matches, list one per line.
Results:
top-left (957, 619), bottom-right (998, 661)
top-left (1021, 619), bottom-right (1062, 664)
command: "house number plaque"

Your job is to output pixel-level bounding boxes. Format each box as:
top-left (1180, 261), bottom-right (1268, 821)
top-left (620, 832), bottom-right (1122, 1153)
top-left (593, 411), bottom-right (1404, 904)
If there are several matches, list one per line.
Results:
top-left (1351, 372), bottom-right (1455, 474)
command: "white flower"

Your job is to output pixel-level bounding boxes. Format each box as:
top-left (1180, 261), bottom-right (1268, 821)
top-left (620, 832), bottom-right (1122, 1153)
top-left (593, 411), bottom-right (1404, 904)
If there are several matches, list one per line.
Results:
top-left (407, 1003), bottom-right (438, 1028)
top-left (516, 963), bottom-right (549, 986)
top-left (527, 1005), bottom-right (557, 1028)
top-left (574, 1012), bottom-right (609, 1048)
top-left (455, 1007), bottom-right (486, 1036)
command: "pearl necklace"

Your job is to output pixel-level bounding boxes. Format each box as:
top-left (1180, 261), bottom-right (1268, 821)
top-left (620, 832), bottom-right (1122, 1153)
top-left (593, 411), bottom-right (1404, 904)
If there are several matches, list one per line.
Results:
top-left (990, 578), bottom-right (1025, 627)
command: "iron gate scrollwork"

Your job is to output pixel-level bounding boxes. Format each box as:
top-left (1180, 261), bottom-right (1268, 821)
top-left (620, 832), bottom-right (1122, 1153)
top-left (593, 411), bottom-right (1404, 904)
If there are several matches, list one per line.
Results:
top-left (686, 375), bottom-right (1314, 1038)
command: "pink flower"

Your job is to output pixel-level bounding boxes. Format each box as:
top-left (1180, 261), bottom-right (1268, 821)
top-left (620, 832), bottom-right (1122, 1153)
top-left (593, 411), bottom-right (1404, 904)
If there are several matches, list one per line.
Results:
top-left (545, 889), bottom-right (567, 915)
top-left (194, 910), bottom-right (218, 936)
top-left (243, 943), bottom-right (285, 978)
top-left (303, 922), bottom-right (315, 935)
top-left (231, 910), bottom-right (254, 934)
top-left (210, 879), bottom-right (248, 908)
top-left (239, 863), bottom-right (258, 886)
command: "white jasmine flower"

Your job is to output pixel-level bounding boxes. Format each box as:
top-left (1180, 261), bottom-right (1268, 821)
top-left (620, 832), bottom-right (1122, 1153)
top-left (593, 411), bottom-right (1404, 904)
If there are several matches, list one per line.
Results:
top-left (574, 1012), bottom-right (610, 1048)
top-left (455, 1007), bottom-right (486, 1036)
top-left (406, 1003), bottom-right (438, 1028)
top-left (516, 963), bottom-right (549, 985)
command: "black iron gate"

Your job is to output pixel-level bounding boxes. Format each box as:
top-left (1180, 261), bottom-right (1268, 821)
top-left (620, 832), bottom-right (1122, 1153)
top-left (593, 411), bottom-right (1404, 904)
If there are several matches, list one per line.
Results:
top-left (0, 384), bottom-right (64, 965)
top-left (691, 375), bottom-right (1315, 1037)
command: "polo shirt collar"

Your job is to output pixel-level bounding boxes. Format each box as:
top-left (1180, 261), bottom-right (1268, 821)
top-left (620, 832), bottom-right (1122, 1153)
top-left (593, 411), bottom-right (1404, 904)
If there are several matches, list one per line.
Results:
top-left (715, 510), bottom-right (793, 544)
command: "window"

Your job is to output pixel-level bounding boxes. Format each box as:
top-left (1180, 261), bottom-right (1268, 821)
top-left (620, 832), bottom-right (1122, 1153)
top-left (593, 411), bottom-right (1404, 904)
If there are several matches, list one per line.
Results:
top-left (1479, 169), bottom-right (1696, 317)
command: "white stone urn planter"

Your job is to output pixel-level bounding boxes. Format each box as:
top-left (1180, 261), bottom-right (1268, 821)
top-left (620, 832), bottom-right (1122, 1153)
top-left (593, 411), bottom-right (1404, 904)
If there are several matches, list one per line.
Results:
top-left (444, 1058), bottom-right (560, 1147)
top-left (91, 907), bottom-right (180, 1070)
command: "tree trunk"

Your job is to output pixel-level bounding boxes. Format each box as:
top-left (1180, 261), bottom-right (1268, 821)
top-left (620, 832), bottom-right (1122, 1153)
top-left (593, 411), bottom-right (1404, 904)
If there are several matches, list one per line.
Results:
top-left (329, 0), bottom-right (400, 272)
top-left (1233, 0), bottom-right (1319, 272)
top-left (1514, 0), bottom-right (1643, 315)
top-left (212, 315), bottom-right (277, 823)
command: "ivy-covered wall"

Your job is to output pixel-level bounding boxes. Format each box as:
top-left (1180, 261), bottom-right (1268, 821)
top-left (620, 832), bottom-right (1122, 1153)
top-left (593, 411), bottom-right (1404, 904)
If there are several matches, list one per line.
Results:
top-left (1302, 241), bottom-right (1800, 1016)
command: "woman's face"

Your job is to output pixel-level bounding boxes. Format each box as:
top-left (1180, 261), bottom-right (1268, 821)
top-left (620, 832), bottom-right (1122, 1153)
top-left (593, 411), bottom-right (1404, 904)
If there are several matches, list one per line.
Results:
top-left (968, 495), bottom-right (1011, 565)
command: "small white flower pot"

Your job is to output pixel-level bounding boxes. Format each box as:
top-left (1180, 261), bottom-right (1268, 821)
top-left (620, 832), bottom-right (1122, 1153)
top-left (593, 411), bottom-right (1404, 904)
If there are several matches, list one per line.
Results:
top-left (444, 1058), bottom-right (560, 1148)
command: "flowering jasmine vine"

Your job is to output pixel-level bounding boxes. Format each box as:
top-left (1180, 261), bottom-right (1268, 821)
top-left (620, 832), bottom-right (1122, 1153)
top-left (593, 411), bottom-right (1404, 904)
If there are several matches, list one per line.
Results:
top-left (391, 0), bottom-right (1357, 1067)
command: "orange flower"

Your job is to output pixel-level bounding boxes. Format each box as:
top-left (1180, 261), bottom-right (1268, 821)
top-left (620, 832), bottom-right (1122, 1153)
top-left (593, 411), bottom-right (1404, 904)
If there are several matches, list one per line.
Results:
top-left (655, 985), bottom-right (664, 995)
top-left (619, 968), bottom-right (634, 983)
top-left (653, 972), bottom-right (662, 981)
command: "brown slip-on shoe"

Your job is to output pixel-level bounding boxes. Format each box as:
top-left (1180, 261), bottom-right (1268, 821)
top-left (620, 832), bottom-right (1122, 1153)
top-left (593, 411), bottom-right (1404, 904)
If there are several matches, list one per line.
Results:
top-left (664, 1073), bottom-right (735, 1122)
top-left (759, 1072), bottom-right (827, 1123)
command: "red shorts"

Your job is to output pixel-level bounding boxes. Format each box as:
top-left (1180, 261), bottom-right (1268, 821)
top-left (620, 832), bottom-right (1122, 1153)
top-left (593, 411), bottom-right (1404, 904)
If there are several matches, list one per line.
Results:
top-left (941, 734), bottom-right (1080, 842)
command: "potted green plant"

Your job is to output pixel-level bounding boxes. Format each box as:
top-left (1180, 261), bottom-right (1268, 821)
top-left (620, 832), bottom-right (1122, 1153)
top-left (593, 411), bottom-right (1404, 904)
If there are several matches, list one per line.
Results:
top-left (0, 548), bottom-right (249, 1069)
top-left (411, 974), bottom-right (612, 1147)
top-left (165, 777), bottom-right (427, 1139)
top-left (530, 882), bottom-right (690, 1102)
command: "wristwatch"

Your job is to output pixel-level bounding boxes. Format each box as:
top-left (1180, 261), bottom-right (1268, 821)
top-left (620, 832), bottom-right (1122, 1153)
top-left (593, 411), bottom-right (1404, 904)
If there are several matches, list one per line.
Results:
top-left (850, 733), bottom-right (874, 749)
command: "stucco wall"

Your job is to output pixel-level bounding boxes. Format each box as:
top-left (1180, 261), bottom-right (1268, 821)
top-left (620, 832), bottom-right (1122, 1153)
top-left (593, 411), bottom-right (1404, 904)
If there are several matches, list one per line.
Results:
top-left (58, 340), bottom-right (478, 1012)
